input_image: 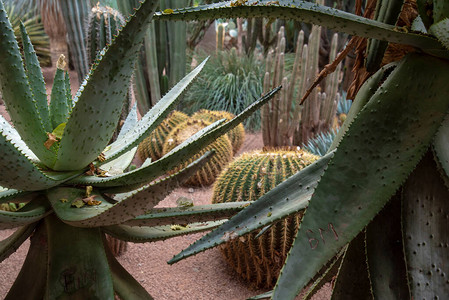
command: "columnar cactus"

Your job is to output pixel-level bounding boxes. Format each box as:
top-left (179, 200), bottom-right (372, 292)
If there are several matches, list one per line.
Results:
top-left (192, 109), bottom-right (245, 154)
top-left (212, 148), bottom-right (319, 287)
top-left (163, 119), bottom-right (233, 186)
top-left (0, 0), bottom-right (280, 298)
top-left (137, 110), bottom-right (189, 162)
top-left (262, 18), bottom-right (342, 147)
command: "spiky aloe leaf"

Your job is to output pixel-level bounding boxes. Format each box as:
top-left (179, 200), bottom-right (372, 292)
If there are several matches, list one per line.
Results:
top-left (271, 54), bottom-right (449, 300)
top-left (330, 233), bottom-right (371, 299)
top-left (0, 222), bottom-right (37, 263)
top-left (64, 71), bottom-right (73, 108)
top-left (45, 214), bottom-right (114, 299)
top-left (154, 0), bottom-right (446, 58)
top-left (103, 235), bottom-right (153, 300)
top-left (248, 291), bottom-right (272, 300)
top-left (430, 18), bottom-right (449, 50)
top-left (117, 103), bottom-right (138, 139)
top-left (49, 56), bottom-right (70, 129)
top-left (0, 187), bottom-right (31, 204)
top-left (433, 114), bottom-right (449, 180)
top-left (103, 221), bottom-right (226, 242)
top-left (0, 197), bottom-right (51, 229)
top-left (70, 87), bottom-right (280, 189)
top-left (102, 58), bottom-right (209, 163)
top-left (124, 201), bottom-right (251, 227)
top-left (4, 222), bottom-right (47, 300)
top-left (168, 151), bottom-right (333, 264)
top-left (0, 1), bottom-right (54, 166)
top-left (19, 22), bottom-right (50, 132)
top-left (365, 192), bottom-right (409, 299)
top-left (402, 152), bottom-right (449, 299)
top-left (54, 0), bottom-right (159, 171)
top-left (48, 151), bottom-right (214, 227)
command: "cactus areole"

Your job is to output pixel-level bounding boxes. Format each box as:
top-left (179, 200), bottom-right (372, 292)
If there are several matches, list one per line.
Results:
top-left (0, 0), bottom-right (281, 298)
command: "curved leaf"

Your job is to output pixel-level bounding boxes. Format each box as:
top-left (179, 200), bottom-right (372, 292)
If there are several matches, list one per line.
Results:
top-left (154, 0), bottom-right (447, 58)
top-left (0, 222), bottom-right (37, 263)
top-left (0, 196), bottom-right (51, 229)
top-left (272, 54), bottom-right (449, 300)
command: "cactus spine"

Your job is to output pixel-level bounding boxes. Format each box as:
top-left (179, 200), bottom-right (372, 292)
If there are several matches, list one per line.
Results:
top-left (192, 109), bottom-right (245, 154)
top-left (263, 23), bottom-right (342, 147)
top-left (137, 111), bottom-right (189, 162)
top-left (163, 119), bottom-right (233, 186)
top-left (212, 149), bottom-right (319, 287)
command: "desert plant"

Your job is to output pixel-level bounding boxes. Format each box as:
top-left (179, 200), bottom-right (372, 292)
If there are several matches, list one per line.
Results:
top-left (212, 148), bottom-right (319, 288)
top-left (162, 119), bottom-right (233, 186)
top-left (0, 0), bottom-right (280, 298)
top-left (262, 21), bottom-right (342, 147)
top-left (183, 48), bottom-right (265, 131)
top-left (192, 109), bottom-right (245, 153)
top-left (303, 129), bottom-right (337, 157)
top-left (137, 110), bottom-right (189, 162)
top-left (156, 1), bottom-right (449, 299)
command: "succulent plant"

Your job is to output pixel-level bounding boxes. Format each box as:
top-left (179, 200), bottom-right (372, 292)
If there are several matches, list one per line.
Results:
top-left (0, 0), bottom-right (280, 298)
top-left (192, 109), bottom-right (245, 154)
top-left (155, 1), bottom-right (449, 299)
top-left (163, 119), bottom-right (233, 186)
top-left (137, 110), bottom-right (189, 162)
top-left (303, 129), bottom-right (337, 157)
top-left (212, 148), bottom-right (319, 288)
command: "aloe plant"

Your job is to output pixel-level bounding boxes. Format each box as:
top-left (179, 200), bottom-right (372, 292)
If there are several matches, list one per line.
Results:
top-left (155, 1), bottom-right (449, 299)
top-left (0, 0), bottom-right (280, 298)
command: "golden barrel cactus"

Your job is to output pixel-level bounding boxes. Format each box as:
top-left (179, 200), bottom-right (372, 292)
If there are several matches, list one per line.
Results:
top-left (163, 119), bottom-right (233, 186)
top-left (137, 110), bottom-right (189, 162)
top-left (192, 109), bottom-right (245, 154)
top-left (212, 148), bottom-right (319, 287)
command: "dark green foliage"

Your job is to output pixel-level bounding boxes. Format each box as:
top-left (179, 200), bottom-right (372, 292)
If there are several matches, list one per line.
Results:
top-left (182, 49), bottom-right (264, 131)
top-left (212, 149), bottom-right (319, 287)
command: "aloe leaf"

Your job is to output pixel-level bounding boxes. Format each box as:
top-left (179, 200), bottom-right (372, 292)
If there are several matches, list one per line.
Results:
top-left (102, 58), bottom-right (209, 163)
top-left (0, 1), bottom-right (54, 166)
top-left (168, 151), bottom-right (333, 264)
top-left (433, 114), bottom-right (449, 180)
top-left (0, 114), bottom-right (39, 161)
top-left (117, 103), bottom-right (138, 139)
top-left (103, 235), bottom-right (154, 300)
top-left (100, 146), bottom-right (137, 176)
top-left (45, 214), bottom-right (114, 299)
top-left (124, 201), bottom-right (251, 227)
top-left (365, 192), bottom-right (410, 299)
top-left (4, 221), bottom-right (47, 300)
top-left (0, 188), bottom-right (32, 204)
top-left (0, 118), bottom-right (81, 191)
top-left (19, 22), bottom-right (50, 132)
top-left (65, 71), bottom-right (73, 108)
top-left (102, 221), bottom-right (226, 243)
top-left (54, 0), bottom-right (160, 171)
top-left (0, 197), bottom-right (51, 229)
top-left (70, 87), bottom-right (280, 188)
top-left (430, 18), bottom-right (449, 50)
top-left (402, 152), bottom-right (449, 299)
top-left (433, 0), bottom-right (449, 23)
top-left (154, 0), bottom-right (446, 57)
top-left (328, 63), bottom-right (397, 153)
top-left (0, 222), bottom-right (37, 263)
top-left (248, 291), bottom-right (272, 299)
top-left (330, 233), bottom-right (371, 299)
top-left (48, 151), bottom-right (214, 227)
top-left (272, 54), bottom-right (449, 300)
top-left (49, 56), bottom-right (70, 129)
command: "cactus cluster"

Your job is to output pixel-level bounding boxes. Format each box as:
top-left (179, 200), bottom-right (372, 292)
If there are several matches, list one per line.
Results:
top-left (212, 148), bottom-right (319, 287)
top-left (192, 109), bottom-right (245, 154)
top-left (262, 14), bottom-right (342, 147)
top-left (163, 119), bottom-right (233, 186)
top-left (137, 110), bottom-right (189, 162)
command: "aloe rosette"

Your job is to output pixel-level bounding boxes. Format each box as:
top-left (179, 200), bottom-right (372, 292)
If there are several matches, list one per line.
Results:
top-left (156, 1), bottom-right (449, 299)
top-left (0, 0), bottom-right (280, 298)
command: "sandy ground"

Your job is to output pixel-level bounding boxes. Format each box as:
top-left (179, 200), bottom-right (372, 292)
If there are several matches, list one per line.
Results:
top-left (0, 67), bottom-right (332, 299)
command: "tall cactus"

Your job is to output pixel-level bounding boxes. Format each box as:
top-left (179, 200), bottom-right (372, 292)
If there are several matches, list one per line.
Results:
top-left (262, 23), bottom-right (342, 147)
top-left (212, 148), bottom-right (319, 287)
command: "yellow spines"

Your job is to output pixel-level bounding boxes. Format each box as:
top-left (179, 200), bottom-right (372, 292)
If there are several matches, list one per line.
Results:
top-left (212, 148), bottom-right (319, 288)
top-left (192, 109), bottom-right (245, 154)
top-left (162, 119), bottom-right (233, 186)
top-left (137, 111), bottom-right (189, 162)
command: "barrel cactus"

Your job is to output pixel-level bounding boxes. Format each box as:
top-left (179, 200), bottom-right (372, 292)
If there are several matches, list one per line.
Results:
top-left (163, 119), bottom-right (233, 186)
top-left (137, 110), bottom-right (189, 162)
top-left (212, 148), bottom-right (319, 287)
top-left (192, 109), bottom-right (245, 154)
top-left (0, 0), bottom-right (280, 298)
